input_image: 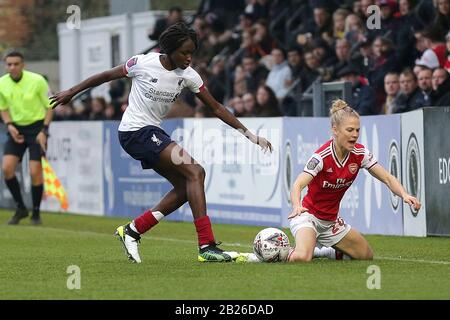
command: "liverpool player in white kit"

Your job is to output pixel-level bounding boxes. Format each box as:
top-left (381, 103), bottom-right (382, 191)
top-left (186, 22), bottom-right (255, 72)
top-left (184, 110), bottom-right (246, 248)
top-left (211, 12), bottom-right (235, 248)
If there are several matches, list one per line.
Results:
top-left (287, 99), bottom-right (421, 262)
top-left (50, 23), bottom-right (272, 263)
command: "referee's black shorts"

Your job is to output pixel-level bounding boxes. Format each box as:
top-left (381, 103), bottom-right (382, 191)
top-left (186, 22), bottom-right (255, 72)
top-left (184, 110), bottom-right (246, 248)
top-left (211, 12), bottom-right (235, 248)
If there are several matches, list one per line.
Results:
top-left (4, 120), bottom-right (45, 162)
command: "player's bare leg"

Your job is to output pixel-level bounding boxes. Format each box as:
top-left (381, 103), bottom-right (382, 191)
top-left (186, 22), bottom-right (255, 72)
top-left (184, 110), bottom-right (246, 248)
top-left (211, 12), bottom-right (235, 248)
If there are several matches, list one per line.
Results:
top-left (157, 143), bottom-right (231, 262)
top-left (333, 229), bottom-right (373, 260)
top-left (289, 227), bottom-right (317, 262)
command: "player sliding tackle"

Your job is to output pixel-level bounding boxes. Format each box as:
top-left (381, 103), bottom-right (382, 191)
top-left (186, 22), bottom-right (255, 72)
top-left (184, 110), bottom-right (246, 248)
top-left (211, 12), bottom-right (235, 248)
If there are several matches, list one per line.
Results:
top-left (50, 22), bottom-right (272, 263)
top-left (237, 99), bottom-right (421, 263)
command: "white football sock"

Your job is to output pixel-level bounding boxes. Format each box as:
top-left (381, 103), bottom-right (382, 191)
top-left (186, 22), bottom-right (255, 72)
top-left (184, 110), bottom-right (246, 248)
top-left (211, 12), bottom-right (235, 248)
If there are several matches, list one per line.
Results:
top-left (313, 247), bottom-right (351, 260)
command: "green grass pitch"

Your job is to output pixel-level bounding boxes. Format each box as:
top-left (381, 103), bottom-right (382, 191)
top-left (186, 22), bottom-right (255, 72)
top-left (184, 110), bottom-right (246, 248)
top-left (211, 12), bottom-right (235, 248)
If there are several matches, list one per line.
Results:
top-left (0, 209), bottom-right (449, 300)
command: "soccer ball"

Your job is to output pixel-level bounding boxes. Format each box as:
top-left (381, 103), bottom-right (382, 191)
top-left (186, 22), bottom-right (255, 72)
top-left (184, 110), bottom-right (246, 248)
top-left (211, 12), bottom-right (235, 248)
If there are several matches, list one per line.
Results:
top-left (253, 227), bottom-right (290, 262)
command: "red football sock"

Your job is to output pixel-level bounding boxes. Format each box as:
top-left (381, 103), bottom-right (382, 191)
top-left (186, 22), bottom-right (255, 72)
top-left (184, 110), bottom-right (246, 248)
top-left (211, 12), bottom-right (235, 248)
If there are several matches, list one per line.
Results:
top-left (194, 215), bottom-right (215, 246)
top-left (133, 210), bottom-right (159, 234)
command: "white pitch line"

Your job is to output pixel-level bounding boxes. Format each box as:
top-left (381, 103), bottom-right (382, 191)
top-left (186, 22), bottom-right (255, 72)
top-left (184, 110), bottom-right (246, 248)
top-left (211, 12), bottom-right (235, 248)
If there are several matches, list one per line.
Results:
top-left (7, 225), bottom-right (450, 266)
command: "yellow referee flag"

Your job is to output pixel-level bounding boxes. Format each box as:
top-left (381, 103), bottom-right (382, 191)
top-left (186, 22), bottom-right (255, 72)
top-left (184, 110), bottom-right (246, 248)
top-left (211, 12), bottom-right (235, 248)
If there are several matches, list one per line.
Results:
top-left (41, 156), bottom-right (69, 210)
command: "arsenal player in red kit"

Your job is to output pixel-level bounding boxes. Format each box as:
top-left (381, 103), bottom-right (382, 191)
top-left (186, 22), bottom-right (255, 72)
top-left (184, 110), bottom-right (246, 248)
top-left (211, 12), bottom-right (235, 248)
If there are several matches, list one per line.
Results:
top-left (287, 99), bottom-right (421, 262)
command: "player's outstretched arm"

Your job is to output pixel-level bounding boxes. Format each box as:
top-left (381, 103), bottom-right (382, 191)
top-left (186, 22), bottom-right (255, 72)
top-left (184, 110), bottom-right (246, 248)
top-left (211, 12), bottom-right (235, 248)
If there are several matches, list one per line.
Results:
top-left (50, 65), bottom-right (126, 109)
top-left (288, 172), bottom-right (313, 219)
top-left (368, 163), bottom-right (421, 211)
top-left (196, 88), bottom-right (273, 153)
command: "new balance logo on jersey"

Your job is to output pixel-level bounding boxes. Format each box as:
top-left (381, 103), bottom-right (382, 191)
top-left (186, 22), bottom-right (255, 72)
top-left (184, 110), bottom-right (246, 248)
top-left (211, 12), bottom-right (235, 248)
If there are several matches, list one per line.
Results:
top-left (149, 76), bottom-right (158, 83)
top-left (151, 134), bottom-right (162, 146)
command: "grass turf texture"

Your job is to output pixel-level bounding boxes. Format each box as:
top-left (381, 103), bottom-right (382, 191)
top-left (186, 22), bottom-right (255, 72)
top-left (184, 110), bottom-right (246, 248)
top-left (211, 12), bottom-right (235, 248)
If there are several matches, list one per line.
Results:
top-left (0, 209), bottom-right (449, 300)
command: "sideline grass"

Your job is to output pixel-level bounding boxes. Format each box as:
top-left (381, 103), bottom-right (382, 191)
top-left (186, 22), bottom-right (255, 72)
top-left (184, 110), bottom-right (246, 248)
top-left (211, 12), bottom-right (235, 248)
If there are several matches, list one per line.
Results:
top-left (0, 209), bottom-right (449, 300)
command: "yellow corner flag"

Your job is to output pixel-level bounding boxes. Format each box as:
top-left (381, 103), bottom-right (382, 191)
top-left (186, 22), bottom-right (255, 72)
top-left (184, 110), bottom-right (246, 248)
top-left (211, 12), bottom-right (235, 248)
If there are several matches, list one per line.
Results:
top-left (41, 156), bottom-right (69, 211)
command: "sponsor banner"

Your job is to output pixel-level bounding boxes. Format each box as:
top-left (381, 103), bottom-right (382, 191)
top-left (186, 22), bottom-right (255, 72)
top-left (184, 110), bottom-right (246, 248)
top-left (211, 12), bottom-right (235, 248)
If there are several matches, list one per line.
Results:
top-left (423, 107), bottom-right (450, 236)
top-left (281, 116), bottom-right (403, 235)
top-left (401, 110), bottom-right (427, 237)
top-left (103, 120), bottom-right (185, 221)
top-left (181, 118), bottom-right (283, 225)
top-left (41, 122), bottom-right (104, 215)
top-left (0, 125), bottom-right (33, 209)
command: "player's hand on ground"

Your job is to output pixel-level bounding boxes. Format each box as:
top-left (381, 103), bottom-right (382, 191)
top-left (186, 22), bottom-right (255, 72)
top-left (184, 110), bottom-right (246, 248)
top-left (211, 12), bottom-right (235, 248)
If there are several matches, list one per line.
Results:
top-left (49, 90), bottom-right (75, 109)
top-left (288, 206), bottom-right (308, 219)
top-left (403, 194), bottom-right (421, 212)
top-left (36, 131), bottom-right (47, 153)
top-left (8, 125), bottom-right (24, 144)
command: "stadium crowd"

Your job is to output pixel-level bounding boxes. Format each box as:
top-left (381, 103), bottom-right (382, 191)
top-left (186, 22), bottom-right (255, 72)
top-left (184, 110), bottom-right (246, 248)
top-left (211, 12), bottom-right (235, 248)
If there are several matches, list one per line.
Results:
top-left (53, 0), bottom-right (450, 121)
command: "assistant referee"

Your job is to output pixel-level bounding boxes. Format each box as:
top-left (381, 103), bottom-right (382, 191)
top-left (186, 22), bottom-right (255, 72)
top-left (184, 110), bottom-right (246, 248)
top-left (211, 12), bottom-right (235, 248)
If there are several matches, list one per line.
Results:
top-left (0, 51), bottom-right (52, 225)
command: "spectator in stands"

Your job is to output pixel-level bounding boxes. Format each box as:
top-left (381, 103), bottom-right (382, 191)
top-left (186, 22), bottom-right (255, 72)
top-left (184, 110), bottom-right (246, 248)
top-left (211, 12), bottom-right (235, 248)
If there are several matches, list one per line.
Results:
top-left (148, 6), bottom-right (184, 42)
top-left (368, 36), bottom-right (399, 107)
top-left (294, 5), bottom-right (333, 47)
top-left (432, 0), bottom-right (450, 39)
top-left (344, 13), bottom-right (366, 47)
top-left (332, 39), bottom-right (353, 79)
top-left (197, 0), bottom-right (245, 29)
top-left (265, 48), bottom-right (292, 100)
top-left (415, 27), bottom-right (447, 70)
top-left (413, 64), bottom-right (427, 78)
top-left (233, 64), bottom-right (248, 98)
top-left (105, 103), bottom-right (121, 120)
top-left (368, 0), bottom-right (399, 41)
top-left (204, 12), bottom-right (234, 56)
top-left (337, 65), bottom-right (378, 115)
top-left (382, 72), bottom-right (400, 114)
top-left (228, 29), bottom-right (266, 71)
top-left (242, 92), bottom-right (257, 117)
top-left (255, 84), bottom-right (282, 117)
top-left (395, 0), bottom-right (424, 69)
top-left (416, 68), bottom-right (433, 107)
top-left (242, 53), bottom-right (269, 93)
top-left (230, 95), bottom-right (246, 117)
top-left (252, 19), bottom-right (276, 57)
top-left (207, 55), bottom-right (227, 104)
top-left (192, 15), bottom-right (216, 66)
top-left (286, 46), bottom-right (304, 81)
top-left (444, 31), bottom-right (450, 73)
top-left (302, 50), bottom-right (321, 90)
top-left (430, 67), bottom-right (450, 106)
top-left (393, 69), bottom-right (425, 113)
top-left (331, 8), bottom-right (350, 41)
top-left (53, 102), bottom-right (77, 121)
top-left (89, 97), bottom-right (107, 121)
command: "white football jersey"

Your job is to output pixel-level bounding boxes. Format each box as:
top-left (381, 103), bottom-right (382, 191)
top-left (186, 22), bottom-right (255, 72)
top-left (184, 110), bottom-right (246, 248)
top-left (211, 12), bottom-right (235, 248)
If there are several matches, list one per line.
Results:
top-left (118, 52), bottom-right (204, 131)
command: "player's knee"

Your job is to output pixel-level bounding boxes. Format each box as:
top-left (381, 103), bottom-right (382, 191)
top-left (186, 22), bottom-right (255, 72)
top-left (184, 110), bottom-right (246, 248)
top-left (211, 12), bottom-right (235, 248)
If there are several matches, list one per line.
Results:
top-left (290, 251), bottom-right (313, 262)
top-left (187, 165), bottom-right (205, 182)
top-left (2, 164), bottom-right (15, 180)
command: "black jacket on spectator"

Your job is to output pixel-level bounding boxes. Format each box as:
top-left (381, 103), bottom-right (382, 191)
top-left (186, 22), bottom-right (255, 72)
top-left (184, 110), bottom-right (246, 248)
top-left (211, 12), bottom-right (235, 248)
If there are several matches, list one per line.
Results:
top-left (393, 87), bottom-right (427, 113)
top-left (350, 80), bottom-right (378, 115)
top-left (245, 65), bottom-right (269, 93)
top-left (430, 77), bottom-right (450, 107)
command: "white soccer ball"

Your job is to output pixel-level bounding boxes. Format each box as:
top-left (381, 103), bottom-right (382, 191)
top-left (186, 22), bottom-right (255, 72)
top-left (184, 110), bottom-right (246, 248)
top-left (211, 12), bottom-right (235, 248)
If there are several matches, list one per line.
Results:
top-left (253, 227), bottom-right (290, 262)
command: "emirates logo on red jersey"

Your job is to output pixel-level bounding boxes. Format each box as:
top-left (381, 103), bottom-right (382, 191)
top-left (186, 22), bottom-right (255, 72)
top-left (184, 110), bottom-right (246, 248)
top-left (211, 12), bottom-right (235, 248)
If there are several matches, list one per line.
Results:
top-left (349, 163), bottom-right (358, 174)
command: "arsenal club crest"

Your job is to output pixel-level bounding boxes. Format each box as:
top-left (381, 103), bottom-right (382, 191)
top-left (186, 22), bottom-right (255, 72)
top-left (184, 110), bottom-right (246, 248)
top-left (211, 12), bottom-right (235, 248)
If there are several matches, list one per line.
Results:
top-left (349, 163), bottom-right (358, 174)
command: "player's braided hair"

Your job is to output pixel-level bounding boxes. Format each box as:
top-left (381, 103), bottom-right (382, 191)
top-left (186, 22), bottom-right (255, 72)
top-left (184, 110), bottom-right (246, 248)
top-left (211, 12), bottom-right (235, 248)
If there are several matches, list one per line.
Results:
top-left (159, 22), bottom-right (198, 55)
top-left (330, 99), bottom-right (359, 127)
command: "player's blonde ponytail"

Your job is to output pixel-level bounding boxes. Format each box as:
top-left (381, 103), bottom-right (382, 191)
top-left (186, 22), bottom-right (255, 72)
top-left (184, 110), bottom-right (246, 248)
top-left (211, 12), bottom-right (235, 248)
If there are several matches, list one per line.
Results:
top-left (330, 99), bottom-right (359, 127)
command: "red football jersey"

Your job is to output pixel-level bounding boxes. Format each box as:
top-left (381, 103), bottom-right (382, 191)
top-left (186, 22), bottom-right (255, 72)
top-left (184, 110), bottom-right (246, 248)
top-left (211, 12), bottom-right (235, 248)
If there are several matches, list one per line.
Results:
top-left (302, 139), bottom-right (377, 221)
